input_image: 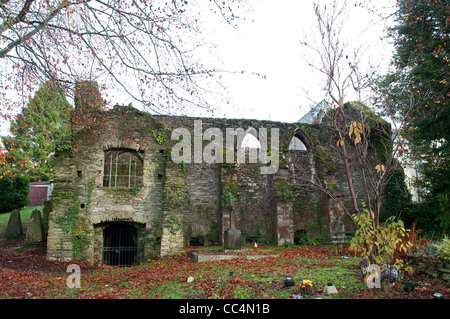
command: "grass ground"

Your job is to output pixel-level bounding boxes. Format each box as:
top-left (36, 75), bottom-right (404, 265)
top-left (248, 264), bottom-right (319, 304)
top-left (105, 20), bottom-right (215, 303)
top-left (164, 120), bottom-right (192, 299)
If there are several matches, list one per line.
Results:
top-left (0, 206), bottom-right (43, 228)
top-left (0, 243), bottom-right (365, 299)
top-left (0, 209), bottom-right (448, 299)
top-left (0, 239), bottom-right (449, 299)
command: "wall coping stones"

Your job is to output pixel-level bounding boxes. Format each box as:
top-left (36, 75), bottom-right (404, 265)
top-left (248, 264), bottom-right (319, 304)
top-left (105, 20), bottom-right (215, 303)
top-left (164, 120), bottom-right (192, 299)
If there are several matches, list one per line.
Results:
top-left (190, 250), bottom-right (279, 263)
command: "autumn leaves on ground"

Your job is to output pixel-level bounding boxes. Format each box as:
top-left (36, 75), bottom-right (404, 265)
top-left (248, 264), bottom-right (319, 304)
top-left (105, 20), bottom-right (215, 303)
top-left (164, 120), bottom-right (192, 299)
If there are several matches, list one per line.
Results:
top-left (1, 238), bottom-right (449, 300)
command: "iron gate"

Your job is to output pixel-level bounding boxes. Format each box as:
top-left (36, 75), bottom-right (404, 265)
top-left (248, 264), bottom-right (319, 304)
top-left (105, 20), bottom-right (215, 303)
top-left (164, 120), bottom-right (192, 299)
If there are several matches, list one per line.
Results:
top-left (102, 224), bottom-right (138, 267)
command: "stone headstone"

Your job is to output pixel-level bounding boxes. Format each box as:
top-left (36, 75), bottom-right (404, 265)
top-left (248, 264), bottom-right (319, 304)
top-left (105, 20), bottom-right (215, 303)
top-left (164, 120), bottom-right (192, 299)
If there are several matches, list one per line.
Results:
top-left (4, 209), bottom-right (23, 239)
top-left (224, 229), bottom-right (242, 249)
top-left (42, 200), bottom-right (52, 234)
top-left (25, 209), bottom-right (44, 244)
top-left (332, 217), bottom-right (346, 254)
top-left (333, 218), bottom-right (345, 237)
top-left (324, 284), bottom-right (338, 295)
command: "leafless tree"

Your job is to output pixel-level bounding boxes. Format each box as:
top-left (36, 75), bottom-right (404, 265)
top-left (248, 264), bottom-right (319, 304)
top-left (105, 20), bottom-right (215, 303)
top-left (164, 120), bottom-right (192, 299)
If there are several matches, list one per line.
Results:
top-left (0, 0), bottom-right (244, 121)
top-left (296, 0), bottom-right (417, 228)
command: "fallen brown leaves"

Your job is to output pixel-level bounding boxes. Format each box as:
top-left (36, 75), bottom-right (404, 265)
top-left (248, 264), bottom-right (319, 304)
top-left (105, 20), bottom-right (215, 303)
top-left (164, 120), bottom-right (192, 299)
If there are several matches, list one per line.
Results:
top-left (0, 242), bottom-right (449, 299)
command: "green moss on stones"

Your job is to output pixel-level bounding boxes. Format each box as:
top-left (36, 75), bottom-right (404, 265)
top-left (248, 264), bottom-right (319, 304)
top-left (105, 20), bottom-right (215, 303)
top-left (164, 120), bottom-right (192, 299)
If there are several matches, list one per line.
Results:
top-left (273, 179), bottom-right (292, 201)
top-left (316, 150), bottom-right (339, 170)
top-left (221, 177), bottom-right (238, 208)
top-left (165, 182), bottom-right (187, 209)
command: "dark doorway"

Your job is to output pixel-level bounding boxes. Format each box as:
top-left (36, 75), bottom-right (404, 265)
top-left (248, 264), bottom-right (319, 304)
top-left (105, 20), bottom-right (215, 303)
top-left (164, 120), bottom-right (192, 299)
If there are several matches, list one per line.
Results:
top-left (102, 223), bottom-right (138, 267)
top-left (294, 230), bottom-right (307, 245)
top-left (189, 236), bottom-right (204, 247)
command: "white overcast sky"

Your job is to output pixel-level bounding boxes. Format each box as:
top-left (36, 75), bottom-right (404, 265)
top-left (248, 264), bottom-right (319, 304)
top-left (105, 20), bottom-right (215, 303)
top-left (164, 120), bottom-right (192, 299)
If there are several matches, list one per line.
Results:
top-left (0, 0), bottom-right (397, 137)
top-left (195, 0), bottom-right (397, 123)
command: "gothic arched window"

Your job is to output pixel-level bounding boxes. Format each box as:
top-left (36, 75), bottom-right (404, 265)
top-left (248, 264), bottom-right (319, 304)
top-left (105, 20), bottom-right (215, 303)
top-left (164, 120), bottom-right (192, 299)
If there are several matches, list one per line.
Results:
top-left (288, 136), bottom-right (307, 151)
top-left (237, 128), bottom-right (264, 164)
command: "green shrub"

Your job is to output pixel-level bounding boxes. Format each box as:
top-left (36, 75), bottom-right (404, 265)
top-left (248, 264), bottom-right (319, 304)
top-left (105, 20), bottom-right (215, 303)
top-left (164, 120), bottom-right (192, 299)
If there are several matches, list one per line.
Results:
top-left (380, 167), bottom-right (413, 224)
top-left (407, 241), bottom-right (440, 259)
top-left (0, 174), bottom-right (30, 214)
top-left (436, 237), bottom-right (450, 261)
top-left (350, 205), bottom-right (412, 265)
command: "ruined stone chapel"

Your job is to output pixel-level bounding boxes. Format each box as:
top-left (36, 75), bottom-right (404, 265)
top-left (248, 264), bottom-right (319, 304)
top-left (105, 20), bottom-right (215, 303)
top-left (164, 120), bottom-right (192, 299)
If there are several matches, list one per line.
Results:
top-left (45, 82), bottom-right (388, 266)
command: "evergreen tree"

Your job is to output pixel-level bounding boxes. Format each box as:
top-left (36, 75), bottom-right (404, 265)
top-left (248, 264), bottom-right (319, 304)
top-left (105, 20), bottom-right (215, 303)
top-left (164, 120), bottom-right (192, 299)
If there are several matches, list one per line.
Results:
top-left (379, 0), bottom-right (449, 234)
top-left (0, 174), bottom-right (30, 214)
top-left (1, 81), bottom-right (72, 182)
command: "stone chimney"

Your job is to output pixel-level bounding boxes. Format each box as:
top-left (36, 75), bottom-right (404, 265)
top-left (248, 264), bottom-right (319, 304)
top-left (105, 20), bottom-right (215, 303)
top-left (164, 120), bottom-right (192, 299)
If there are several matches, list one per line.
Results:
top-left (72, 81), bottom-right (104, 132)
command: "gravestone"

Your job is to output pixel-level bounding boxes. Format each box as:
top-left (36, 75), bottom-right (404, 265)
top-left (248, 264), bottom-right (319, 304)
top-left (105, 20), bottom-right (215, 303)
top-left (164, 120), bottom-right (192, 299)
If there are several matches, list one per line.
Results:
top-left (224, 229), bottom-right (242, 249)
top-left (223, 198), bottom-right (242, 249)
top-left (332, 218), bottom-right (345, 255)
top-left (25, 209), bottom-right (45, 245)
top-left (4, 209), bottom-right (24, 239)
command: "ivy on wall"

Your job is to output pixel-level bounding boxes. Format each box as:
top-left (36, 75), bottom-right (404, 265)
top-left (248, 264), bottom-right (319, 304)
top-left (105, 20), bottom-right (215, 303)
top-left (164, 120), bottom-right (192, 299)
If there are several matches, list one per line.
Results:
top-left (163, 215), bottom-right (183, 235)
top-left (53, 177), bottom-right (95, 260)
top-left (149, 122), bottom-right (168, 145)
top-left (221, 178), bottom-right (238, 208)
top-left (164, 182), bottom-right (187, 209)
top-left (273, 179), bottom-right (293, 202)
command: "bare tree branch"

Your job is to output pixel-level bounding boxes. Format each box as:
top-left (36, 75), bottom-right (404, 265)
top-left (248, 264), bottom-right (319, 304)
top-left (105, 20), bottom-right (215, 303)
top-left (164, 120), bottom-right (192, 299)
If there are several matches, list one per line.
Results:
top-left (0, 0), bottom-right (245, 118)
top-left (0, 1), bottom-right (69, 58)
top-left (297, 0), bottom-right (419, 227)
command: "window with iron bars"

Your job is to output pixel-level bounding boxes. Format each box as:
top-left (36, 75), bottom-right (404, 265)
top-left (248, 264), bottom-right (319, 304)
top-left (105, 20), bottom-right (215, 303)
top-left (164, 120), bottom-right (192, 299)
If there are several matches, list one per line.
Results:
top-left (103, 149), bottom-right (143, 188)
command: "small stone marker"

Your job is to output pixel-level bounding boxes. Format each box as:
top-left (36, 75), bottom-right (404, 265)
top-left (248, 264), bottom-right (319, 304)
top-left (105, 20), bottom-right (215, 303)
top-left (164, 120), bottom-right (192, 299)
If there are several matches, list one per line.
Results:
top-left (4, 209), bottom-right (23, 239)
top-left (25, 209), bottom-right (45, 244)
top-left (324, 283), bottom-right (338, 295)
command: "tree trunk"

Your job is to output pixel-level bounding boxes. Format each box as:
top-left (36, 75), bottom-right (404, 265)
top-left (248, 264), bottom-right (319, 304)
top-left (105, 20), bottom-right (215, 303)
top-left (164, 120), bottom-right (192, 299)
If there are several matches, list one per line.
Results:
top-left (339, 106), bottom-right (360, 215)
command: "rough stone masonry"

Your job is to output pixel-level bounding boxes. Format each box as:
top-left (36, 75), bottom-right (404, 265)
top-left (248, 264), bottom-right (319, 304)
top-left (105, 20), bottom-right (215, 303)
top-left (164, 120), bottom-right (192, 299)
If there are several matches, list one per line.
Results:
top-left (45, 81), bottom-right (386, 265)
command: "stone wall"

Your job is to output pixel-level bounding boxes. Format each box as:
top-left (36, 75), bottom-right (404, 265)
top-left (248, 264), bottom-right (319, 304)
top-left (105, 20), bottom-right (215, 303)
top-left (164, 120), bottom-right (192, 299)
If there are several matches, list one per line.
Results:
top-left (46, 85), bottom-right (387, 264)
top-left (417, 261), bottom-right (450, 283)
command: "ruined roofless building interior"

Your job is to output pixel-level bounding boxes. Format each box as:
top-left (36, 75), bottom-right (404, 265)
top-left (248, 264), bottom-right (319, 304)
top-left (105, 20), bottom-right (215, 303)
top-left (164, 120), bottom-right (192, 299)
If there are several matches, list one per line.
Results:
top-left (45, 81), bottom-right (389, 266)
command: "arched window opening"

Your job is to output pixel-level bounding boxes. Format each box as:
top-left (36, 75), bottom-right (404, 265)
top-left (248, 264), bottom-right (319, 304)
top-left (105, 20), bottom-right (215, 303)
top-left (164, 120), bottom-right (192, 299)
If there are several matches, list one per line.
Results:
top-left (103, 149), bottom-right (143, 188)
top-left (288, 136), bottom-right (307, 151)
top-left (285, 130), bottom-right (313, 176)
top-left (236, 128), bottom-right (263, 164)
top-left (287, 129), bottom-right (311, 153)
top-left (241, 131), bottom-right (261, 149)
